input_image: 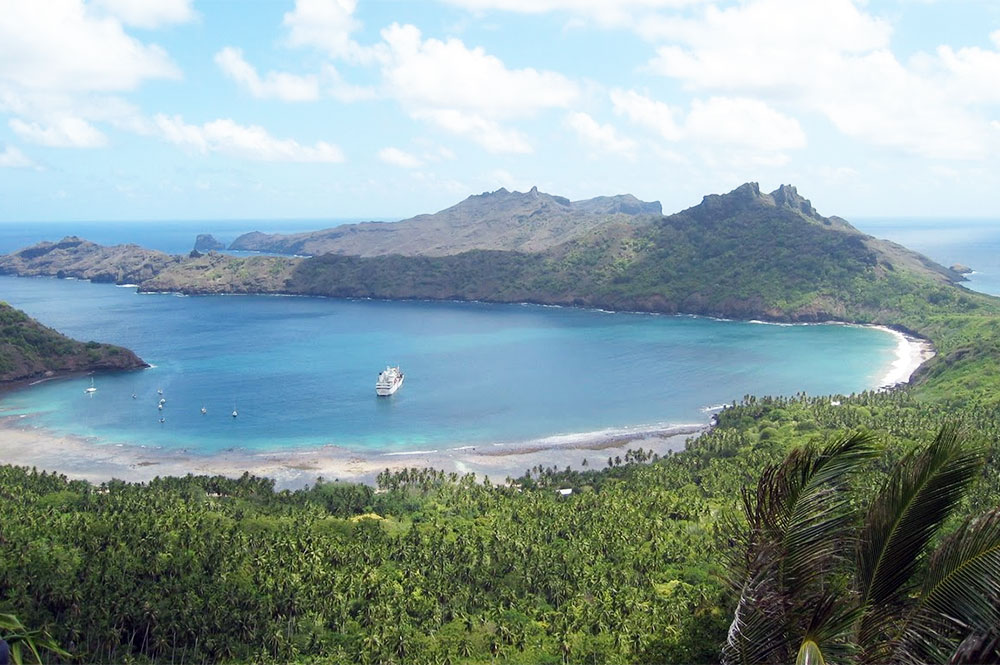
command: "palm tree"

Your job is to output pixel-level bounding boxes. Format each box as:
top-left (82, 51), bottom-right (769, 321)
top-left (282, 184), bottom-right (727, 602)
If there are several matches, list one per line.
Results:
top-left (723, 427), bottom-right (1000, 664)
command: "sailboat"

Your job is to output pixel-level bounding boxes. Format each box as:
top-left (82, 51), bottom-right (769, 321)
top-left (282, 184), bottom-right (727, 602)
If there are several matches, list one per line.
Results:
top-left (84, 377), bottom-right (97, 394)
top-left (201, 406), bottom-right (208, 415)
top-left (232, 400), bottom-right (238, 418)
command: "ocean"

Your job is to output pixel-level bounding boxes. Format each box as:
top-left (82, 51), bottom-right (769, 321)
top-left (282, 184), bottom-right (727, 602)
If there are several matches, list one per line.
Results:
top-left (0, 217), bottom-right (993, 457)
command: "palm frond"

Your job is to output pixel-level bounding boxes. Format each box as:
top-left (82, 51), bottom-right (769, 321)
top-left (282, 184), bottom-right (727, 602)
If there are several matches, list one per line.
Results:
top-left (855, 425), bottom-right (984, 655)
top-left (893, 508), bottom-right (1000, 664)
top-left (724, 431), bottom-right (877, 663)
top-left (780, 432), bottom-right (878, 590)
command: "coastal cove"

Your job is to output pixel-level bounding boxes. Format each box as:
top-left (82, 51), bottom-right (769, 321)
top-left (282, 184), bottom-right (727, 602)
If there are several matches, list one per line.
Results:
top-left (0, 274), bottom-right (930, 487)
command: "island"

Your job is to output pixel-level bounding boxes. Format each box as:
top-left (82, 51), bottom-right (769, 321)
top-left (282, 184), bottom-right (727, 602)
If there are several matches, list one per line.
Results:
top-left (193, 233), bottom-right (226, 252)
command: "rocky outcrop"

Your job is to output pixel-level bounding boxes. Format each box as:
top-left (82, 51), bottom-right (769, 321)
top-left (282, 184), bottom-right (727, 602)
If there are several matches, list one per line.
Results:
top-left (0, 237), bottom-right (178, 284)
top-left (194, 234), bottom-right (226, 252)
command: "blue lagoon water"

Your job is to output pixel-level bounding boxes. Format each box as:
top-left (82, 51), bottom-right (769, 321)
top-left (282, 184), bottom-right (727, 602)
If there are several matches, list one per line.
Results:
top-left (0, 274), bottom-right (898, 455)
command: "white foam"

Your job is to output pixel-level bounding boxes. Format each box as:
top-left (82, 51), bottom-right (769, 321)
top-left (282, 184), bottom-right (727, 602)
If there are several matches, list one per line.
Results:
top-left (872, 326), bottom-right (935, 388)
top-left (383, 449), bottom-right (439, 456)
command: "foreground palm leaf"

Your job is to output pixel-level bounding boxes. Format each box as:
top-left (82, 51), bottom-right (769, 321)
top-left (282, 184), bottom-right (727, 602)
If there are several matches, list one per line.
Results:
top-left (722, 431), bottom-right (877, 665)
top-left (723, 426), bottom-right (999, 665)
top-left (0, 613), bottom-right (70, 665)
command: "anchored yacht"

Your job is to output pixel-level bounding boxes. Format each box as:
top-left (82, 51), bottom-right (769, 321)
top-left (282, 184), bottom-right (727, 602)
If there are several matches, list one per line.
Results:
top-left (376, 366), bottom-right (404, 396)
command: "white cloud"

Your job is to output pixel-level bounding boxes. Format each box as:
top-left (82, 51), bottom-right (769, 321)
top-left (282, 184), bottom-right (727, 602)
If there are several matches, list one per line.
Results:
top-left (0, 146), bottom-right (35, 168)
top-left (641, 0), bottom-right (1000, 160)
top-left (376, 23), bottom-right (576, 153)
top-left (610, 89), bottom-right (804, 157)
top-left (566, 112), bottom-right (636, 157)
top-left (438, 0), bottom-right (705, 25)
top-left (154, 115), bottom-right (345, 162)
top-left (378, 147), bottom-right (423, 168)
top-left (685, 97), bottom-right (805, 151)
top-left (214, 47), bottom-right (319, 102)
top-left (91, 0), bottom-right (196, 29)
top-left (283, 0), bottom-right (376, 63)
top-left (380, 23), bottom-right (578, 118)
top-left (611, 88), bottom-right (681, 141)
top-left (323, 65), bottom-right (378, 102)
top-left (10, 116), bottom-right (108, 147)
top-left (0, 0), bottom-right (180, 92)
top-left (412, 109), bottom-right (533, 153)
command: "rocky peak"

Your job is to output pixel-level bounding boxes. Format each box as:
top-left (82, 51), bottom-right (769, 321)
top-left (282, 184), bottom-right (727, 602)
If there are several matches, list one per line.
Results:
top-left (769, 184), bottom-right (820, 219)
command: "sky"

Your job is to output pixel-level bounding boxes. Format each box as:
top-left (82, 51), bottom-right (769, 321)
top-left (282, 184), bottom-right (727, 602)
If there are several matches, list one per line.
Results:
top-left (1, 0), bottom-right (999, 224)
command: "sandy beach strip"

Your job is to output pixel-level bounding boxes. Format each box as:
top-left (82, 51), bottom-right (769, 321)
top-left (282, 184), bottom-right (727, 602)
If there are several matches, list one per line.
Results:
top-left (871, 326), bottom-right (936, 388)
top-left (0, 415), bottom-right (705, 489)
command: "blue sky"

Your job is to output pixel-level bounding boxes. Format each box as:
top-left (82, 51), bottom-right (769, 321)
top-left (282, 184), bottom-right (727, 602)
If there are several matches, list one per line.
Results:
top-left (1, 0), bottom-right (998, 223)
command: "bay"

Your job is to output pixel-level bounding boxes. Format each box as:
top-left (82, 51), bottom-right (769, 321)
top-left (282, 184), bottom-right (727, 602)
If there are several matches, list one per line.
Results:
top-left (0, 274), bottom-right (897, 455)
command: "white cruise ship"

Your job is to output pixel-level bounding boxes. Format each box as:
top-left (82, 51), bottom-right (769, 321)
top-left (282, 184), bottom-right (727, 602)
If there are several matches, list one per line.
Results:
top-left (375, 366), bottom-right (404, 396)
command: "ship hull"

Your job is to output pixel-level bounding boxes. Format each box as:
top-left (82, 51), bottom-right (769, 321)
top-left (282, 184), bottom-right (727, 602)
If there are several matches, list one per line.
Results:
top-left (376, 374), bottom-right (404, 396)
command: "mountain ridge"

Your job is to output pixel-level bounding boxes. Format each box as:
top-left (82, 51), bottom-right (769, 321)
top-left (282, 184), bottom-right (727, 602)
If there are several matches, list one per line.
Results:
top-left (227, 187), bottom-right (663, 257)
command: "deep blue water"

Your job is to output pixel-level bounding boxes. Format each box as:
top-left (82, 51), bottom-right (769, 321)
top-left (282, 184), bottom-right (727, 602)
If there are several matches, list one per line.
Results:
top-left (0, 274), bottom-right (896, 453)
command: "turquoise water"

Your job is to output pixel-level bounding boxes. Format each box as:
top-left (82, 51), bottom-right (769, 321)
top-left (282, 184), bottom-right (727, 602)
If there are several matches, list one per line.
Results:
top-left (0, 274), bottom-right (898, 453)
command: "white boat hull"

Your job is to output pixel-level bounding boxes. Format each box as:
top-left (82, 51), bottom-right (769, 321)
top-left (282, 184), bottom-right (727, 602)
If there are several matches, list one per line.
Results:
top-left (376, 372), bottom-right (404, 396)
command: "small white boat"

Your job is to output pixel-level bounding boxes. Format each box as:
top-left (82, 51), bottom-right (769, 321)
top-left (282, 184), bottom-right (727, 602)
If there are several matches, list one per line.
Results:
top-left (201, 406), bottom-right (207, 415)
top-left (231, 409), bottom-right (238, 418)
top-left (159, 398), bottom-right (166, 405)
top-left (84, 377), bottom-right (97, 394)
top-left (157, 388), bottom-right (163, 395)
top-left (158, 403), bottom-right (163, 411)
top-left (376, 365), bottom-right (404, 396)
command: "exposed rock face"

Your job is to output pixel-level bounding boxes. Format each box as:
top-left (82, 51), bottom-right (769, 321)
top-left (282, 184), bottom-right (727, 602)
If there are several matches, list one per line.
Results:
top-left (951, 263), bottom-right (973, 274)
top-left (228, 187), bottom-right (663, 257)
top-left (0, 302), bottom-right (147, 384)
top-left (0, 237), bottom-right (178, 284)
top-left (194, 234), bottom-right (225, 252)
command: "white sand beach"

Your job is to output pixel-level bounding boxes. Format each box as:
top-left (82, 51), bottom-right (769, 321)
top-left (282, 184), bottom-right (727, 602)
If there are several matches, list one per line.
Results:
top-left (872, 326), bottom-right (936, 388)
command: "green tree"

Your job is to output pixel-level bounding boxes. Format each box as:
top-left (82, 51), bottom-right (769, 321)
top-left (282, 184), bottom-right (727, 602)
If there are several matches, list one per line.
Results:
top-left (723, 427), bottom-right (1000, 664)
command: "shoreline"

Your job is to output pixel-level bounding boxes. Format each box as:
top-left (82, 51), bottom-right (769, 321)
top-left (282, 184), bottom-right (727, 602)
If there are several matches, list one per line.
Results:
top-left (0, 415), bottom-right (706, 489)
top-left (872, 325), bottom-right (936, 388)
